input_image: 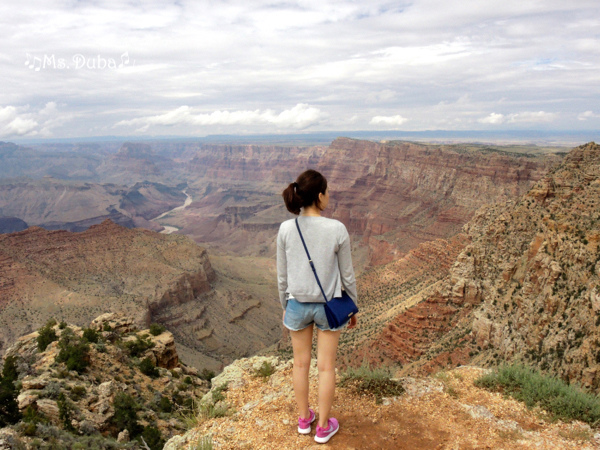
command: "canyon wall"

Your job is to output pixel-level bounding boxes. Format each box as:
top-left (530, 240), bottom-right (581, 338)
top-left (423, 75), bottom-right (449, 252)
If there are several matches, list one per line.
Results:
top-left (176, 138), bottom-right (560, 266)
top-left (350, 142), bottom-right (600, 391)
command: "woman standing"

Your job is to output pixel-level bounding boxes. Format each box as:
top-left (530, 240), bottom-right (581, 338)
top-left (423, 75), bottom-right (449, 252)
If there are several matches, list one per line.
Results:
top-left (277, 169), bottom-right (358, 444)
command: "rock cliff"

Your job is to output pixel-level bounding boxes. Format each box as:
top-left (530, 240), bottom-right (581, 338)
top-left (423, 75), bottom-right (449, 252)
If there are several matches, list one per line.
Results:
top-left (355, 142), bottom-right (600, 390)
top-left (177, 139), bottom-right (559, 267)
top-left (0, 313), bottom-right (208, 448)
top-left (0, 220), bottom-right (215, 359)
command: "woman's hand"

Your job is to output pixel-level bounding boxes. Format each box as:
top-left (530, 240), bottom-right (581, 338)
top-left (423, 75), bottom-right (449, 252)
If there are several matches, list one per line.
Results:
top-left (348, 314), bottom-right (357, 329)
top-left (282, 310), bottom-right (286, 323)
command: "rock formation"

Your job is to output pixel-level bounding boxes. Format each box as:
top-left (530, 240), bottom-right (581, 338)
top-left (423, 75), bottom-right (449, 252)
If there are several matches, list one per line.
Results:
top-left (353, 142), bottom-right (600, 391)
top-left (0, 220), bottom-right (214, 360)
top-left (177, 139), bottom-right (560, 267)
top-left (0, 313), bottom-right (208, 448)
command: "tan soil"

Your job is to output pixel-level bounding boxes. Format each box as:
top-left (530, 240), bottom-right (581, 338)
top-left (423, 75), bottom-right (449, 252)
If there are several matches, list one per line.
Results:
top-left (172, 363), bottom-right (600, 449)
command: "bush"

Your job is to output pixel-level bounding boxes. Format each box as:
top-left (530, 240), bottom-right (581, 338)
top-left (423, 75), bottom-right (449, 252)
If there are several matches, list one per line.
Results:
top-left (149, 323), bottom-right (166, 336)
top-left (57, 392), bottom-right (76, 432)
top-left (339, 363), bottom-right (404, 404)
top-left (475, 363), bottom-right (600, 426)
top-left (0, 355), bottom-right (21, 427)
top-left (199, 368), bottom-right (215, 382)
top-left (37, 320), bottom-right (58, 352)
top-left (158, 395), bottom-right (172, 413)
top-left (253, 361), bottom-right (275, 380)
top-left (139, 425), bottom-right (165, 450)
top-left (112, 392), bottom-right (142, 437)
top-left (82, 328), bottom-right (100, 344)
top-left (124, 334), bottom-right (155, 357)
top-left (139, 358), bottom-right (159, 378)
top-left (211, 384), bottom-right (228, 403)
top-left (56, 328), bottom-right (90, 374)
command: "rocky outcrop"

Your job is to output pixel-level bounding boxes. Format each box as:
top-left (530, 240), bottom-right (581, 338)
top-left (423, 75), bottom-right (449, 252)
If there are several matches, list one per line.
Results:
top-left (1, 314), bottom-right (209, 448)
top-left (357, 143), bottom-right (600, 390)
top-left (0, 220), bottom-right (216, 359)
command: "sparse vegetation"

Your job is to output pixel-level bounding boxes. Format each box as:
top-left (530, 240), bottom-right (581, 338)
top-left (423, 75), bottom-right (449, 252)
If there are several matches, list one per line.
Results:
top-left (475, 364), bottom-right (600, 426)
top-left (56, 327), bottom-right (90, 374)
top-left (253, 360), bottom-right (275, 380)
top-left (124, 333), bottom-right (155, 357)
top-left (149, 323), bottom-right (166, 336)
top-left (0, 355), bottom-right (22, 427)
top-left (139, 357), bottom-right (159, 378)
top-left (339, 363), bottom-right (404, 404)
top-left (111, 392), bottom-right (143, 438)
top-left (37, 319), bottom-right (58, 351)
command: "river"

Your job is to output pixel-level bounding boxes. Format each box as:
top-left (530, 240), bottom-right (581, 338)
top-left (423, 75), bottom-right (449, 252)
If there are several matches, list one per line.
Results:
top-left (151, 189), bottom-right (192, 234)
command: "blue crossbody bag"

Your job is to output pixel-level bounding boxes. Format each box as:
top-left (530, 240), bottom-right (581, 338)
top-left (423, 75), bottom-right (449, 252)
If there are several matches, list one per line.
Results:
top-left (295, 218), bottom-right (358, 328)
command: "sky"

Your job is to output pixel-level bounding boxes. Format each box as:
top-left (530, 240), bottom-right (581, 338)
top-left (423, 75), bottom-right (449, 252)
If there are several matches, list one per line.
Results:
top-left (1, 0), bottom-right (599, 139)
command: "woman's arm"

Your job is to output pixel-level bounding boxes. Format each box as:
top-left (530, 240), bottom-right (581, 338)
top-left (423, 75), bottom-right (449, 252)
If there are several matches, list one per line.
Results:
top-left (276, 229), bottom-right (288, 310)
top-left (337, 225), bottom-right (358, 304)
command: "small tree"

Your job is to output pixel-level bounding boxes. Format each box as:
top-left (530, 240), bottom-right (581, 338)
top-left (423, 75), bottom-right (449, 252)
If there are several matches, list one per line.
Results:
top-left (56, 328), bottom-right (90, 374)
top-left (149, 323), bottom-right (165, 336)
top-left (112, 392), bottom-right (142, 437)
top-left (0, 355), bottom-right (21, 427)
top-left (37, 320), bottom-right (58, 352)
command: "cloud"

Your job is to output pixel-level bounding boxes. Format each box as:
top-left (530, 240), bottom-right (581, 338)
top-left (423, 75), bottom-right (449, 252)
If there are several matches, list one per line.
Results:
top-left (0, 102), bottom-right (72, 138)
top-left (115, 104), bottom-right (326, 132)
top-left (578, 111), bottom-right (600, 121)
top-left (478, 111), bottom-right (557, 125)
top-left (1, 1), bottom-right (599, 136)
top-left (370, 115), bottom-right (408, 126)
top-left (478, 113), bottom-right (505, 124)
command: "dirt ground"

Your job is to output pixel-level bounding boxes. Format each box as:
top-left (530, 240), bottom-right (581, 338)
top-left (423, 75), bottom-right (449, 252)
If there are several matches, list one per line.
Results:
top-left (169, 363), bottom-right (600, 449)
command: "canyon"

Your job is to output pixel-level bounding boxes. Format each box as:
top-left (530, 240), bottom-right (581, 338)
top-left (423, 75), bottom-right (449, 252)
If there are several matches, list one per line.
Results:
top-left (0, 137), bottom-right (571, 378)
top-left (344, 142), bottom-right (600, 392)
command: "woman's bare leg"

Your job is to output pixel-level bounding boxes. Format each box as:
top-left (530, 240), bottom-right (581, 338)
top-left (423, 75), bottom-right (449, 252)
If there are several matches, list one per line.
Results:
top-left (290, 324), bottom-right (314, 419)
top-left (316, 328), bottom-right (341, 427)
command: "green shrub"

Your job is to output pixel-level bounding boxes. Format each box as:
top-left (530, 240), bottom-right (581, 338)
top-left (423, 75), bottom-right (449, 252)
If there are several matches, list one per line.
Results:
top-left (139, 358), bottom-right (159, 378)
top-left (112, 392), bottom-right (142, 437)
top-left (37, 320), bottom-right (58, 352)
top-left (197, 402), bottom-right (228, 420)
top-left (70, 385), bottom-right (87, 401)
top-left (475, 364), bottom-right (600, 426)
top-left (82, 328), bottom-right (100, 344)
top-left (149, 323), bottom-right (166, 336)
top-left (158, 395), bottom-right (172, 413)
top-left (339, 363), bottom-right (404, 404)
top-left (199, 368), bottom-right (215, 382)
top-left (57, 392), bottom-right (76, 432)
top-left (56, 328), bottom-right (90, 374)
top-left (138, 425), bottom-right (165, 450)
top-left (124, 334), bottom-right (155, 357)
top-left (253, 361), bottom-right (275, 380)
top-left (59, 321), bottom-right (67, 329)
top-left (0, 355), bottom-right (21, 427)
top-left (211, 384), bottom-right (228, 403)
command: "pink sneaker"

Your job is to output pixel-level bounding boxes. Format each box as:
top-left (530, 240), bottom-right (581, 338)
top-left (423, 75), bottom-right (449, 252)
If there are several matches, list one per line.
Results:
top-left (315, 418), bottom-right (339, 443)
top-left (298, 408), bottom-right (315, 434)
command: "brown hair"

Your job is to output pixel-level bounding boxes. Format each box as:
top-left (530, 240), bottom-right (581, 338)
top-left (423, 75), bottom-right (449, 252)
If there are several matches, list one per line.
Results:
top-left (282, 169), bottom-right (328, 215)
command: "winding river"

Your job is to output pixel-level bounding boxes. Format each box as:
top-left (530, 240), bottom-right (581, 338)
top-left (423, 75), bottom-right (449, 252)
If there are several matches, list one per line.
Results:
top-left (151, 189), bottom-right (192, 234)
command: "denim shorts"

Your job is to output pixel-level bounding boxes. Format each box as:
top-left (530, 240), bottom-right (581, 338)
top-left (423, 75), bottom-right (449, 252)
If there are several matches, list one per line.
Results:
top-left (283, 298), bottom-right (346, 332)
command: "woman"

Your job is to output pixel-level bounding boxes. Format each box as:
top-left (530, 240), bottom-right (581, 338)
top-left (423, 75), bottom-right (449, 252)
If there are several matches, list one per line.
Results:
top-left (277, 169), bottom-right (358, 444)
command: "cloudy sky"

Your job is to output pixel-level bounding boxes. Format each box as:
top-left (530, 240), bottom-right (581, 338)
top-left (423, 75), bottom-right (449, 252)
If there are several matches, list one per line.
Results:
top-left (1, 0), bottom-right (599, 139)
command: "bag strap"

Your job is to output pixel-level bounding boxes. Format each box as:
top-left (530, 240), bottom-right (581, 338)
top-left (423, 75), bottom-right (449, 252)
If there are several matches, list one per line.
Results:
top-left (295, 218), bottom-right (329, 303)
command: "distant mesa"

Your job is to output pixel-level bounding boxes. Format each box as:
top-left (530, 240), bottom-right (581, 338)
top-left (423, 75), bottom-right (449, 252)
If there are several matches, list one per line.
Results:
top-left (0, 217), bottom-right (28, 234)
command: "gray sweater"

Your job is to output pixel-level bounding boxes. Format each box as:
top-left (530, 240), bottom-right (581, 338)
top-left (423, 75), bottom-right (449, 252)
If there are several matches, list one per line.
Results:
top-left (277, 216), bottom-right (358, 310)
